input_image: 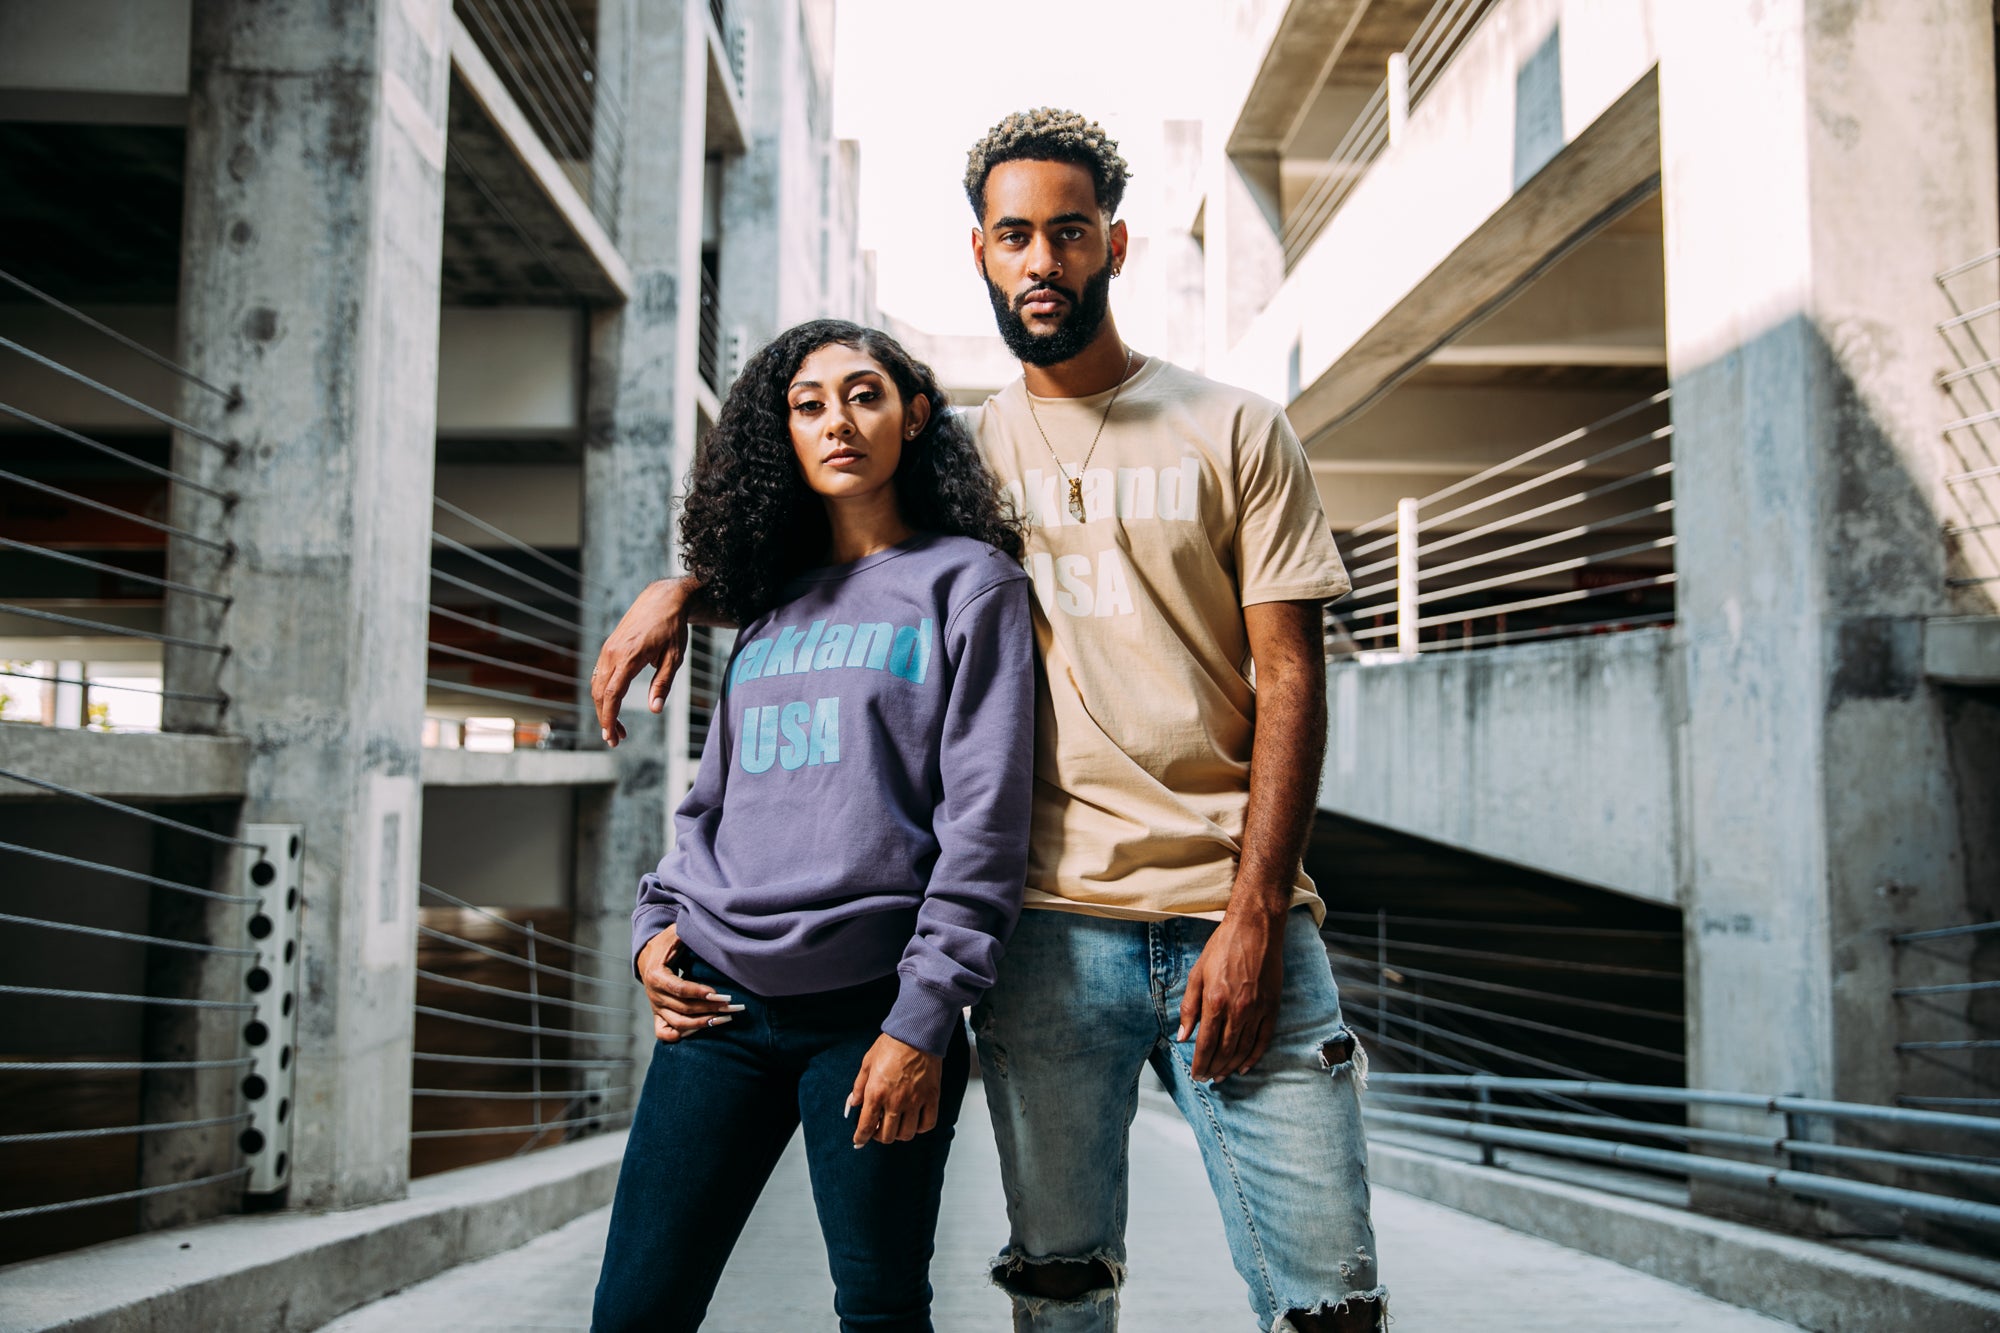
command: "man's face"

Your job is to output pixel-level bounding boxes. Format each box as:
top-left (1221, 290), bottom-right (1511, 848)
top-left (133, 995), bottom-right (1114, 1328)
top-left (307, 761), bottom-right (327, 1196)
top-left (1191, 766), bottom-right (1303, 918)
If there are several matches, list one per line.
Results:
top-left (972, 159), bottom-right (1126, 366)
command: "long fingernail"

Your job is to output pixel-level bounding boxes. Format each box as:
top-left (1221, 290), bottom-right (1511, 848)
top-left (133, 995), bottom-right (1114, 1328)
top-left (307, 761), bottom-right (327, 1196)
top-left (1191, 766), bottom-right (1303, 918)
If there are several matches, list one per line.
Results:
top-left (708, 1015), bottom-right (732, 1026)
top-left (722, 1003), bottom-right (745, 1013)
top-left (1175, 1025), bottom-right (1188, 1043)
top-left (708, 993), bottom-right (733, 1004)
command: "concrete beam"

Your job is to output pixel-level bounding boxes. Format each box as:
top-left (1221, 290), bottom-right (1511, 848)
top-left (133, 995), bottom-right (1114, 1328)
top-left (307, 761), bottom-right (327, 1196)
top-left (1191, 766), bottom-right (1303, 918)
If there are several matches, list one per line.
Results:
top-left (420, 748), bottom-right (618, 787)
top-left (1289, 70), bottom-right (1661, 444)
top-left (446, 15), bottom-right (632, 303)
top-left (1225, 0), bottom-right (1371, 156)
top-left (0, 729), bottom-right (247, 802)
top-left (0, 1132), bottom-right (623, 1333)
top-left (1320, 630), bottom-right (1681, 906)
top-left (1924, 615), bottom-right (2000, 686)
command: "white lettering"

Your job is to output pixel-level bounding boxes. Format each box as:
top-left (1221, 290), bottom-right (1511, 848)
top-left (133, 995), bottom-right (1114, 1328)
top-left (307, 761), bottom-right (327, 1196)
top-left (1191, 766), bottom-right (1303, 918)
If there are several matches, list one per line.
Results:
top-left (1095, 549), bottom-right (1135, 617)
top-left (1054, 554), bottom-right (1096, 618)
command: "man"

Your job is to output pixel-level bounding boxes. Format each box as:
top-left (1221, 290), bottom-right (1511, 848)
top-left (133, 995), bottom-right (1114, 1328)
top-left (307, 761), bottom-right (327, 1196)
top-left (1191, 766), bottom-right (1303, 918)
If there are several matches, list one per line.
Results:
top-left (592, 109), bottom-right (1383, 1333)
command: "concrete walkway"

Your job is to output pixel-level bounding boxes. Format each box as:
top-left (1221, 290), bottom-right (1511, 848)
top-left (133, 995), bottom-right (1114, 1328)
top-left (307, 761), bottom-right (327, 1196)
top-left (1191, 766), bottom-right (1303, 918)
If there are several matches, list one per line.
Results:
top-left (326, 1100), bottom-right (1799, 1332)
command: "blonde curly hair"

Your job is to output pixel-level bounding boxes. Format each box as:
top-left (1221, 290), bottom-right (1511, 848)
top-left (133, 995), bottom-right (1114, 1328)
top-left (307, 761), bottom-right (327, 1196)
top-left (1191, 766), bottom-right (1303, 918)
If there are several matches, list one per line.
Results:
top-left (963, 108), bottom-right (1131, 222)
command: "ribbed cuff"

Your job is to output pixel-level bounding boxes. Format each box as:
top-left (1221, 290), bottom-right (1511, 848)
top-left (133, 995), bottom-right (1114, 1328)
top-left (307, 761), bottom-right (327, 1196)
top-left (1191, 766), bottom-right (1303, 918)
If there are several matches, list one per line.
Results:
top-left (631, 904), bottom-right (679, 979)
top-left (880, 974), bottom-right (963, 1057)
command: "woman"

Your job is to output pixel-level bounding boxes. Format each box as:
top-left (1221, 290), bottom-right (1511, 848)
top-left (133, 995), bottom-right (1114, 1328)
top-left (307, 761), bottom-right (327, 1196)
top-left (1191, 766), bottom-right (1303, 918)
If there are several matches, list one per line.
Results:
top-left (591, 320), bottom-right (1034, 1333)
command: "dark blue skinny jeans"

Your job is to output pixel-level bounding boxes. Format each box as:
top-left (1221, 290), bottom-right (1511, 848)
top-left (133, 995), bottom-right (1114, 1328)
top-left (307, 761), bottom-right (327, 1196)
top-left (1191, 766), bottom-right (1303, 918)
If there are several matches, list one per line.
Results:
top-left (591, 953), bottom-right (971, 1333)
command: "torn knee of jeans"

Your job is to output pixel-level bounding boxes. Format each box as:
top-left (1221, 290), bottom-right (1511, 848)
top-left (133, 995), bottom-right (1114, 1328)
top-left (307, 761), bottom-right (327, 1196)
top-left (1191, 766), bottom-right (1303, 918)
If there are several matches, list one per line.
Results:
top-left (989, 1250), bottom-right (1123, 1309)
top-left (1272, 1287), bottom-right (1388, 1333)
top-left (1316, 1028), bottom-right (1369, 1088)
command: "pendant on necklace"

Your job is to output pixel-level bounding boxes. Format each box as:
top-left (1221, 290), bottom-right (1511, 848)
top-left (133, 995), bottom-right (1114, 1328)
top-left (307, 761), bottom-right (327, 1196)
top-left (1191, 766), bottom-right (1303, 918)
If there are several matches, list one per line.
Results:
top-left (1067, 478), bottom-right (1087, 522)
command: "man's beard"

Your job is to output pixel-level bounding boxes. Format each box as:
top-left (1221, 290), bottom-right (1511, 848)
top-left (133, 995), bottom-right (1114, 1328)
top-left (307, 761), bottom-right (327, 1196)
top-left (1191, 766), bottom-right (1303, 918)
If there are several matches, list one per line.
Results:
top-left (983, 262), bottom-right (1114, 367)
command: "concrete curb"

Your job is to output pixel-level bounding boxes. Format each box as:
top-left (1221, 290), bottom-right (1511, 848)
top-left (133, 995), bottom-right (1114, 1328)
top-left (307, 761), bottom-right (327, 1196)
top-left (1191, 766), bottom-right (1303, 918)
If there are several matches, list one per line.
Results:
top-left (1369, 1141), bottom-right (2000, 1333)
top-left (0, 1131), bottom-right (626, 1333)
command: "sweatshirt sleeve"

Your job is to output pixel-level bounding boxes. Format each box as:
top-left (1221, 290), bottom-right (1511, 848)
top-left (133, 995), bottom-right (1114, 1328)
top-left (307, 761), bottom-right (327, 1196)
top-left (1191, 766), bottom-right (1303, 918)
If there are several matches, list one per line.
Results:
top-left (630, 669), bottom-right (735, 971)
top-left (879, 574), bottom-right (1035, 1055)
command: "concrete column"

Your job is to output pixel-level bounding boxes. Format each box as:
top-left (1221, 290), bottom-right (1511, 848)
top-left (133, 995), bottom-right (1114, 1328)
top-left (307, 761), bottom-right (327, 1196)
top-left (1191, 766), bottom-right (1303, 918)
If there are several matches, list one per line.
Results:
top-left (717, 0), bottom-right (793, 357)
top-left (1659, 0), bottom-right (1997, 1214)
top-left (1200, 150), bottom-right (1285, 369)
top-left (162, 0), bottom-right (451, 1208)
top-left (574, 0), bottom-right (708, 1044)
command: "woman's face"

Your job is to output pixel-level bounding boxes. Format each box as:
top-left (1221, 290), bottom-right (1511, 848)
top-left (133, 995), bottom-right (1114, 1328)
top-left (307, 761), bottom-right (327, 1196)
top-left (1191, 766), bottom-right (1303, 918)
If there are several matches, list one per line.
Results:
top-left (786, 343), bottom-right (929, 502)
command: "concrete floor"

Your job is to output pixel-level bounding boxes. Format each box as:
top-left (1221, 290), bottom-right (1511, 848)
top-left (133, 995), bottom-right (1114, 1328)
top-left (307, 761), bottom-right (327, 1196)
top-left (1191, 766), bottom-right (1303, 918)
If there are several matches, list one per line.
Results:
top-left (325, 1100), bottom-right (1800, 1332)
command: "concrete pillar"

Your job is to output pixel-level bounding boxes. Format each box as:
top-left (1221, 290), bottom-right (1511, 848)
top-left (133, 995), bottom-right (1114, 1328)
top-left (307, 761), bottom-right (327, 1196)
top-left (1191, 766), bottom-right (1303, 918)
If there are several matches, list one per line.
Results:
top-left (1201, 150), bottom-right (1285, 369)
top-left (574, 0), bottom-right (707, 1044)
top-left (717, 0), bottom-right (794, 357)
top-left (1659, 0), bottom-right (1997, 1214)
top-left (162, 0), bottom-right (451, 1208)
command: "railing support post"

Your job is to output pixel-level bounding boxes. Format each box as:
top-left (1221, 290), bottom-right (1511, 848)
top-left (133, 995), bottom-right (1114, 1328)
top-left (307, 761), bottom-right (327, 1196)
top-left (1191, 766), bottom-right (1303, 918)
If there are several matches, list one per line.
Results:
top-left (1387, 53), bottom-right (1411, 145)
top-left (1396, 496), bottom-right (1421, 656)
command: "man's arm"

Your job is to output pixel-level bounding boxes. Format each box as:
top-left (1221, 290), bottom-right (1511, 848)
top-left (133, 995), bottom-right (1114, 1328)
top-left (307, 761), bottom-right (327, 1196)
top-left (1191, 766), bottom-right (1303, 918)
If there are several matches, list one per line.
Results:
top-left (1178, 598), bottom-right (1327, 1082)
top-left (589, 575), bottom-right (732, 746)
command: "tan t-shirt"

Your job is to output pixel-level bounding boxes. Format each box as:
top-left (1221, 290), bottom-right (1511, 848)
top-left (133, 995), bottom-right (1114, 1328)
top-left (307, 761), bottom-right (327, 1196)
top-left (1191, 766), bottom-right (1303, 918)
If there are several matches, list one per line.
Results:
top-left (974, 355), bottom-right (1351, 922)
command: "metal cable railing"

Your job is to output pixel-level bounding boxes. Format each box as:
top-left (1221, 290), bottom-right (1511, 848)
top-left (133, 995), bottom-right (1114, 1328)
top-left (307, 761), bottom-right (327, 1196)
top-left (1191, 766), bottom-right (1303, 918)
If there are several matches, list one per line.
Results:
top-left (410, 881), bottom-right (636, 1176)
top-left (1365, 1075), bottom-right (2000, 1236)
top-left (1280, 0), bottom-right (1502, 267)
top-left (0, 266), bottom-right (240, 735)
top-left (684, 624), bottom-right (731, 764)
top-left (425, 495), bottom-right (596, 751)
top-left (1890, 919), bottom-right (1999, 1113)
top-left (1337, 908), bottom-right (2000, 1248)
top-left (698, 249), bottom-right (723, 396)
top-left (0, 775), bottom-right (301, 1260)
top-left (1934, 250), bottom-right (2000, 593)
top-left (1326, 390), bottom-right (1675, 659)
top-left (453, 0), bottom-right (625, 239)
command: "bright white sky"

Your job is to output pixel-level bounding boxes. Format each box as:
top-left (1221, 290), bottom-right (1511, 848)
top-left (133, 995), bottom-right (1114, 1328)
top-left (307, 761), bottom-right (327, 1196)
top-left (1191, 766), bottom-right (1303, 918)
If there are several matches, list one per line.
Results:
top-left (831, 0), bottom-right (1214, 338)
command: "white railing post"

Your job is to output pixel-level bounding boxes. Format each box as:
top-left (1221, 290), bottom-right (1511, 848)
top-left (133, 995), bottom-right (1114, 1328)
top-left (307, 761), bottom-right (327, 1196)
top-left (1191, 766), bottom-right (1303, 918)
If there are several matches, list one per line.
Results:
top-left (1387, 53), bottom-right (1411, 145)
top-left (1396, 496), bottom-right (1421, 656)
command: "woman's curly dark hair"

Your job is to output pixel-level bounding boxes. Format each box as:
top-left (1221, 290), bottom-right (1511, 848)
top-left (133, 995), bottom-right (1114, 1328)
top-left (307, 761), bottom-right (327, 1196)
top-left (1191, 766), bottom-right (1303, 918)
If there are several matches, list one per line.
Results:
top-left (680, 319), bottom-right (1025, 625)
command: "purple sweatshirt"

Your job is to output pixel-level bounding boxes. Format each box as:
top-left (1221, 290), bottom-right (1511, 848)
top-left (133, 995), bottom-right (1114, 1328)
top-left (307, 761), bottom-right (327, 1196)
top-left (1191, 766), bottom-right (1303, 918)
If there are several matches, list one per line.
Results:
top-left (632, 533), bottom-right (1034, 1056)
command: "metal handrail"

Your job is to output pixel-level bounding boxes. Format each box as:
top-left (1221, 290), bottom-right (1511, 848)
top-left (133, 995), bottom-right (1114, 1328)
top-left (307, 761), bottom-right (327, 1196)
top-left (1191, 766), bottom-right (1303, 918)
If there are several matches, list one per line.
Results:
top-left (1366, 1110), bottom-right (2000, 1232)
top-left (1367, 1074), bottom-right (2000, 1137)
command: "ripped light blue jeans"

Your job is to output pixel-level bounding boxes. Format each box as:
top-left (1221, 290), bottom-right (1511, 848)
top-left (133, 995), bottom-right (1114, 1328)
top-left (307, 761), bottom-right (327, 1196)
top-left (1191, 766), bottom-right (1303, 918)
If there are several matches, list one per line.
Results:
top-left (972, 907), bottom-right (1382, 1333)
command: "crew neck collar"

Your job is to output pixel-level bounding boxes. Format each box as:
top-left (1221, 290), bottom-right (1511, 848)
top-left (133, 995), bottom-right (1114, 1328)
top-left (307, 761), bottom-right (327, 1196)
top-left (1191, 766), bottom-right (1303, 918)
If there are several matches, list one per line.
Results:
top-left (791, 530), bottom-right (936, 582)
top-left (1020, 352), bottom-right (1161, 405)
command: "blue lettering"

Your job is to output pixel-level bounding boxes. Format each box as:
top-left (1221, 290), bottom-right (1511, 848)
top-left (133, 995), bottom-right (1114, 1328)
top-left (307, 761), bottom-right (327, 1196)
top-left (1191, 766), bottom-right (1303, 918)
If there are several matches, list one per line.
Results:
top-left (807, 697), bottom-right (841, 766)
top-left (732, 639), bottom-right (771, 686)
top-left (812, 623), bottom-right (854, 670)
top-left (740, 705), bottom-right (778, 773)
top-left (848, 623), bottom-right (893, 670)
top-left (766, 623), bottom-right (810, 675)
top-left (778, 700), bottom-right (811, 770)
top-left (792, 620), bottom-right (826, 674)
top-left (888, 618), bottom-right (933, 685)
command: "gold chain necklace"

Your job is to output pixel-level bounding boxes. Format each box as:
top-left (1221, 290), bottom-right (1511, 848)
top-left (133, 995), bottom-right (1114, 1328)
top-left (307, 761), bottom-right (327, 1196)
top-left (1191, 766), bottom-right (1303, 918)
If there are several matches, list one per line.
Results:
top-left (1025, 347), bottom-right (1134, 523)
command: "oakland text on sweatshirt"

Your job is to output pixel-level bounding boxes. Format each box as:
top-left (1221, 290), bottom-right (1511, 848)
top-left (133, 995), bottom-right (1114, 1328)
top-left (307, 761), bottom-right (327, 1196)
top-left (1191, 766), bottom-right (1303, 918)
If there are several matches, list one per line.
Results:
top-left (632, 533), bottom-right (1035, 1056)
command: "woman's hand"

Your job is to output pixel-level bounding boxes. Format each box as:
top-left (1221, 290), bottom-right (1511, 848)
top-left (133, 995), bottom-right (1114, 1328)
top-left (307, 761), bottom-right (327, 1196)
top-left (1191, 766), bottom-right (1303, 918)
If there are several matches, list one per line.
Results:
top-left (847, 1034), bottom-right (943, 1147)
top-left (591, 578), bottom-right (695, 747)
top-left (636, 925), bottom-right (741, 1042)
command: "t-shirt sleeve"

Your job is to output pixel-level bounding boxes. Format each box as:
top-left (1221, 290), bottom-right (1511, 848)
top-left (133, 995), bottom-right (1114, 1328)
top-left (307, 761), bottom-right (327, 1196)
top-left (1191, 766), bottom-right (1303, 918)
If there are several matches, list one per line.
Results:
top-left (1233, 405), bottom-right (1351, 607)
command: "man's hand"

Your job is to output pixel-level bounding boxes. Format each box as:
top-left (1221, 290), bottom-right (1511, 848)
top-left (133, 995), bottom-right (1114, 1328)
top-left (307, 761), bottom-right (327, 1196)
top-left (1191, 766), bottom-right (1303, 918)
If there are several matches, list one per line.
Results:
top-left (846, 1033), bottom-right (944, 1147)
top-left (591, 578), bottom-right (695, 747)
top-left (636, 925), bottom-right (741, 1042)
top-left (1178, 908), bottom-right (1286, 1083)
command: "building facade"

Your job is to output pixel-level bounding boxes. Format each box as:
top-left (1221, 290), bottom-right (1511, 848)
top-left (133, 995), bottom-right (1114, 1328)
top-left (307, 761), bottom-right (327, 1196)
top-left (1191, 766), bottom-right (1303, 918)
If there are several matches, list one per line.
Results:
top-left (0, 0), bottom-right (871, 1268)
top-left (1198, 0), bottom-right (1999, 1263)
